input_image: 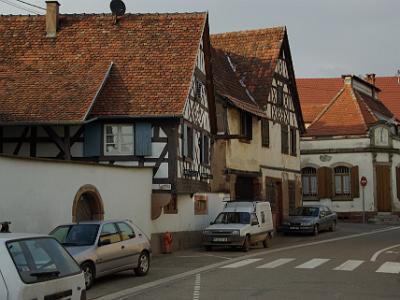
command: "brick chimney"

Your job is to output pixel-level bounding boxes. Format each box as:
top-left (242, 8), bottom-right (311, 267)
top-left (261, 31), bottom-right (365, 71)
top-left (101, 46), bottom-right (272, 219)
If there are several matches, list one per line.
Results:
top-left (46, 1), bottom-right (60, 38)
top-left (365, 73), bottom-right (376, 86)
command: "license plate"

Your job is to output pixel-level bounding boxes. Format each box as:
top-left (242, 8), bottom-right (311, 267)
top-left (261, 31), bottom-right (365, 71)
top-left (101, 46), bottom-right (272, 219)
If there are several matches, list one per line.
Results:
top-left (290, 226), bottom-right (300, 230)
top-left (213, 237), bottom-right (228, 242)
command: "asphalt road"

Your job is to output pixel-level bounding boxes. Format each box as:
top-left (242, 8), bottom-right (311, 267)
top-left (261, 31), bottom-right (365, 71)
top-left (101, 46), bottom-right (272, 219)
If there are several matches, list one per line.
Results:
top-left (89, 223), bottom-right (400, 300)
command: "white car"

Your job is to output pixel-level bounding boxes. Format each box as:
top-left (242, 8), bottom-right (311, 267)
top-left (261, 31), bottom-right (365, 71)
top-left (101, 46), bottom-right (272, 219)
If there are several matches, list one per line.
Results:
top-left (0, 233), bottom-right (86, 300)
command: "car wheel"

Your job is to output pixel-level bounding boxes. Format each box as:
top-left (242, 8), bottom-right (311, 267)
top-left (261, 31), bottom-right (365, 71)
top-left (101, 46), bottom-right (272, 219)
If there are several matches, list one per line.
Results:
top-left (134, 251), bottom-right (150, 276)
top-left (262, 234), bottom-right (270, 248)
top-left (204, 245), bottom-right (212, 251)
top-left (330, 221), bottom-right (336, 232)
top-left (242, 235), bottom-right (250, 252)
top-left (81, 262), bottom-right (95, 290)
top-left (313, 225), bottom-right (319, 236)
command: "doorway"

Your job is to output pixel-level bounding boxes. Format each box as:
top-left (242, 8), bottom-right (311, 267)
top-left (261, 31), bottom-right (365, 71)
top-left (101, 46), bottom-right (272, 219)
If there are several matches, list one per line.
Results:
top-left (375, 165), bottom-right (391, 212)
top-left (72, 185), bottom-right (104, 222)
top-left (235, 176), bottom-right (255, 200)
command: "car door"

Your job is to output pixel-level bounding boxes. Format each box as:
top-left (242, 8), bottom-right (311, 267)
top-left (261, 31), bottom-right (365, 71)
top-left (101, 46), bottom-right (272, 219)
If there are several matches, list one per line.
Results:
top-left (116, 221), bottom-right (141, 269)
top-left (95, 223), bottom-right (124, 275)
top-left (325, 207), bottom-right (335, 227)
top-left (320, 207), bottom-right (330, 230)
top-left (250, 213), bottom-right (261, 243)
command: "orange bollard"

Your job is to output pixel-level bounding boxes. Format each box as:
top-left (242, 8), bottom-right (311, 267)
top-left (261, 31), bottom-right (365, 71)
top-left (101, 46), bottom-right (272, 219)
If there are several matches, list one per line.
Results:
top-left (163, 231), bottom-right (173, 254)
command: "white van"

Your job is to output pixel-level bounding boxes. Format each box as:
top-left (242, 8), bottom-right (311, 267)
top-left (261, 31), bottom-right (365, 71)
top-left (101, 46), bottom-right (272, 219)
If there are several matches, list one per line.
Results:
top-left (202, 201), bottom-right (274, 251)
top-left (0, 233), bottom-right (86, 300)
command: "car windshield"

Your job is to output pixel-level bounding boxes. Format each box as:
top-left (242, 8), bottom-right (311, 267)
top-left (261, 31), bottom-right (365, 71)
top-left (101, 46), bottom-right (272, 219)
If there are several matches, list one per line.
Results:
top-left (50, 224), bottom-right (99, 246)
top-left (214, 212), bottom-right (251, 224)
top-left (7, 237), bottom-right (81, 284)
top-left (292, 207), bottom-right (320, 217)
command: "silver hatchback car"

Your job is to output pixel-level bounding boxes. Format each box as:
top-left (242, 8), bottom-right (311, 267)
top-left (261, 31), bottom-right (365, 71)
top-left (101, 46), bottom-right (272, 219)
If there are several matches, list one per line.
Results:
top-left (50, 220), bottom-right (151, 289)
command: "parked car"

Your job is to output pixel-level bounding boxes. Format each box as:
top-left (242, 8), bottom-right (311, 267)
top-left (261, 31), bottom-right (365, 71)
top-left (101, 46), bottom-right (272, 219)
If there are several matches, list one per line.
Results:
top-left (0, 233), bottom-right (85, 300)
top-left (280, 205), bottom-right (337, 235)
top-left (50, 220), bottom-right (151, 289)
top-left (202, 201), bottom-right (274, 252)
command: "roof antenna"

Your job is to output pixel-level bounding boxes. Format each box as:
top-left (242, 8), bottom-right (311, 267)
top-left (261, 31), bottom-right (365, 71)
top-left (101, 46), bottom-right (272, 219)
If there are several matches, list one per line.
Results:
top-left (110, 0), bottom-right (126, 24)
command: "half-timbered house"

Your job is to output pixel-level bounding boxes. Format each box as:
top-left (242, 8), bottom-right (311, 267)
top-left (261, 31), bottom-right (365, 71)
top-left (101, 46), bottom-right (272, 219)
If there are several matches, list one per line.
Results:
top-left (0, 2), bottom-right (218, 245)
top-left (298, 74), bottom-right (400, 221)
top-left (210, 27), bottom-right (306, 226)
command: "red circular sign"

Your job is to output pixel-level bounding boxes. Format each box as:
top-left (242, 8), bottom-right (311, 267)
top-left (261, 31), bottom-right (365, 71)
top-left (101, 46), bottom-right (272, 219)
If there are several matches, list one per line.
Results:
top-left (360, 176), bottom-right (368, 187)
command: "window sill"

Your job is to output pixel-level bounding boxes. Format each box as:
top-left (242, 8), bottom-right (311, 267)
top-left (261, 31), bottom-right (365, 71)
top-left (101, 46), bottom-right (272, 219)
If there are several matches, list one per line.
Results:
top-left (239, 138), bottom-right (252, 144)
top-left (164, 210), bottom-right (178, 214)
top-left (302, 197), bottom-right (318, 201)
top-left (262, 144), bottom-right (270, 148)
top-left (195, 211), bottom-right (208, 215)
top-left (332, 197), bottom-right (353, 202)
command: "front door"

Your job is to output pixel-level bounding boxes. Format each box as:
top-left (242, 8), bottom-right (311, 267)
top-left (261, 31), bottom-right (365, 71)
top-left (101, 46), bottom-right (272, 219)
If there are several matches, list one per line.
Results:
top-left (235, 176), bottom-right (255, 200)
top-left (376, 165), bottom-right (391, 212)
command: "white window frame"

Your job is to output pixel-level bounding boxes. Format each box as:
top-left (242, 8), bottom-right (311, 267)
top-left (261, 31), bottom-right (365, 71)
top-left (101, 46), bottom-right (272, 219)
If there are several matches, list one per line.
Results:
top-left (104, 124), bottom-right (134, 156)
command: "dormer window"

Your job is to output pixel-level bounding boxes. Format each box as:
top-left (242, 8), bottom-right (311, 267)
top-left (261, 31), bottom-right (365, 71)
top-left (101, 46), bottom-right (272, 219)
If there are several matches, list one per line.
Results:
top-left (240, 111), bottom-right (252, 140)
top-left (277, 83), bottom-right (284, 106)
top-left (104, 124), bottom-right (134, 155)
top-left (195, 80), bottom-right (202, 100)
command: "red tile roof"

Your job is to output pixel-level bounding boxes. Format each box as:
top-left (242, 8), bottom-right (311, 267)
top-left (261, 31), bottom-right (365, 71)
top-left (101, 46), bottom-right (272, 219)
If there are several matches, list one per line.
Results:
top-left (0, 13), bottom-right (207, 124)
top-left (375, 76), bottom-right (400, 120)
top-left (304, 80), bottom-right (393, 137)
top-left (211, 46), bottom-right (266, 117)
top-left (211, 27), bottom-right (285, 109)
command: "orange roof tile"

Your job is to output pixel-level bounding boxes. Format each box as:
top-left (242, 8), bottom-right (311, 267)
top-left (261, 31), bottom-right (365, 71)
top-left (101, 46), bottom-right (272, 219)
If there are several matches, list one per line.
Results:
top-left (0, 13), bottom-right (207, 124)
top-left (375, 76), bottom-right (400, 120)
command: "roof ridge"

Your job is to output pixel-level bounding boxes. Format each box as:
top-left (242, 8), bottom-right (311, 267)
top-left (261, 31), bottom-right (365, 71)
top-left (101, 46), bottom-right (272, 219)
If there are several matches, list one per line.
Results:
top-left (212, 26), bottom-right (285, 37)
top-left (309, 87), bottom-right (345, 126)
top-left (0, 12), bottom-right (207, 18)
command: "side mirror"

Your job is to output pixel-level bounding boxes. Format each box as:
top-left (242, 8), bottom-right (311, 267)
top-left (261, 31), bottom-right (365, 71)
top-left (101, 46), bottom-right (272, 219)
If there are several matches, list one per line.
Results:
top-left (210, 221), bottom-right (214, 225)
top-left (98, 239), bottom-right (111, 247)
top-left (251, 221), bottom-right (258, 226)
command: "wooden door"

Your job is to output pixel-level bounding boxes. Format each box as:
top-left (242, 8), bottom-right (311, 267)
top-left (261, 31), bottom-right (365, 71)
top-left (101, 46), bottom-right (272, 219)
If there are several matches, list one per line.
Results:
top-left (376, 165), bottom-right (391, 212)
top-left (235, 176), bottom-right (255, 200)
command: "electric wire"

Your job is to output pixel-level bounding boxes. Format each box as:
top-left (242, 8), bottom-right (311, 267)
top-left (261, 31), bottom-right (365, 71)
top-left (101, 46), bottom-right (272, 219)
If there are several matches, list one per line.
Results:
top-left (0, 0), bottom-right (41, 14)
top-left (12, 0), bottom-right (45, 10)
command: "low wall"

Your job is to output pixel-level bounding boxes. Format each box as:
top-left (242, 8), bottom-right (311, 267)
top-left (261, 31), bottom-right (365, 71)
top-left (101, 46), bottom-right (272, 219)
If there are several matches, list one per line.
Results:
top-left (0, 155), bottom-right (153, 237)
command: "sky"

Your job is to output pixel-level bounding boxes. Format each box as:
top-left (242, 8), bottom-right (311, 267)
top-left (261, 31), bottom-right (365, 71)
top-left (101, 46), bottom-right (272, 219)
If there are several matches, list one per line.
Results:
top-left (0, 0), bottom-right (399, 78)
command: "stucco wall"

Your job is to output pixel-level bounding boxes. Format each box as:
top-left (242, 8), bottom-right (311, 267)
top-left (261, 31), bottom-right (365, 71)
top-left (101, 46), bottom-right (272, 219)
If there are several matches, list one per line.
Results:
top-left (226, 107), bottom-right (300, 173)
top-left (0, 155), bottom-right (153, 236)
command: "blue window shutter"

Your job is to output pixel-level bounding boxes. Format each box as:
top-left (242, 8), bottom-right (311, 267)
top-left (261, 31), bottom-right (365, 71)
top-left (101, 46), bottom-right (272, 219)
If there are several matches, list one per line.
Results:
top-left (84, 122), bottom-right (101, 157)
top-left (135, 122), bottom-right (152, 156)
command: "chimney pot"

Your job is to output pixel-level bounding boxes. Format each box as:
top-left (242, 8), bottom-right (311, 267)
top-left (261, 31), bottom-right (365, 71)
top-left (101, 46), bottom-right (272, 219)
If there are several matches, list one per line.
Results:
top-left (365, 73), bottom-right (376, 86)
top-left (46, 1), bottom-right (60, 38)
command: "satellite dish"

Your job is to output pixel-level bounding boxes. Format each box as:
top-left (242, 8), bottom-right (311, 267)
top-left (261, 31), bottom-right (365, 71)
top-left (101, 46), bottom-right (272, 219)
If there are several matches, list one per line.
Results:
top-left (110, 0), bottom-right (126, 17)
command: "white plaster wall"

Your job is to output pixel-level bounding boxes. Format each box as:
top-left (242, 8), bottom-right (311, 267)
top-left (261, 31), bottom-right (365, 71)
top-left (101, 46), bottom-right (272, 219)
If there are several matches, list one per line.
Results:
top-left (0, 156), bottom-right (153, 237)
top-left (300, 138), bottom-right (370, 150)
top-left (301, 151), bottom-right (375, 213)
top-left (152, 193), bottom-right (227, 234)
top-left (390, 153), bottom-right (400, 211)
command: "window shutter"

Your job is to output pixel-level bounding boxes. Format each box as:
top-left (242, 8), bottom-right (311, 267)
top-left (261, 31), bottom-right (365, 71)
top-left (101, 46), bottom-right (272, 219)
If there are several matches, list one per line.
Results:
top-left (135, 123), bottom-right (152, 156)
top-left (317, 167), bottom-right (333, 198)
top-left (397, 167), bottom-right (400, 200)
top-left (204, 135), bottom-right (209, 164)
top-left (84, 122), bottom-right (101, 157)
top-left (261, 119), bottom-right (269, 147)
top-left (351, 166), bottom-right (360, 198)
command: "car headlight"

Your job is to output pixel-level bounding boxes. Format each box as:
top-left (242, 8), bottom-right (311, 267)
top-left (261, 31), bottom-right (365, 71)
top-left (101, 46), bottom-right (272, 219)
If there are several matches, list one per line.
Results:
top-left (231, 230), bottom-right (240, 235)
top-left (202, 230), bottom-right (210, 235)
top-left (301, 221), bottom-right (313, 226)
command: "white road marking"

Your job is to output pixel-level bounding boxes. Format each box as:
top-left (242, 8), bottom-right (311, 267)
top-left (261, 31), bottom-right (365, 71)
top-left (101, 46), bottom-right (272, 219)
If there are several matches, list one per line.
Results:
top-left (376, 262), bottom-right (400, 274)
top-left (96, 226), bottom-right (400, 300)
top-left (202, 254), bottom-right (231, 260)
top-left (192, 274), bottom-right (201, 300)
top-left (257, 258), bottom-right (296, 269)
top-left (334, 260), bottom-right (364, 271)
top-left (370, 243), bottom-right (400, 262)
top-left (221, 258), bottom-right (263, 269)
top-left (295, 258), bottom-right (330, 269)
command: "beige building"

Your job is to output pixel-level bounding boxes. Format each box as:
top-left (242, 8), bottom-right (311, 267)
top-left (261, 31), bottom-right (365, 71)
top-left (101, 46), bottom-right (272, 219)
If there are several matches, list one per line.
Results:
top-left (210, 27), bottom-right (305, 226)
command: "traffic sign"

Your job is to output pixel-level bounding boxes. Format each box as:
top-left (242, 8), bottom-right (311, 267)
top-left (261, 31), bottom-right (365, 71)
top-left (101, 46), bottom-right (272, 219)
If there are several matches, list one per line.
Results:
top-left (360, 176), bottom-right (367, 187)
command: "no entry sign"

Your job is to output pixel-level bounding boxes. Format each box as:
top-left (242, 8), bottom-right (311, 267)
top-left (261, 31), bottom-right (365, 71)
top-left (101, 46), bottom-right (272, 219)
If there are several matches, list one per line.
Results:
top-left (360, 176), bottom-right (368, 187)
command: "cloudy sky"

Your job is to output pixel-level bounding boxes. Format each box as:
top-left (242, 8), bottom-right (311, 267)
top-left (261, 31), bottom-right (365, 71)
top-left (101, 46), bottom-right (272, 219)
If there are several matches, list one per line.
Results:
top-left (1, 0), bottom-right (399, 77)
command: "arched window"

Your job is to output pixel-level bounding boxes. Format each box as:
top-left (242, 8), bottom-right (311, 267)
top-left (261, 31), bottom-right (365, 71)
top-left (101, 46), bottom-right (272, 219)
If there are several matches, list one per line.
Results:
top-left (301, 167), bottom-right (317, 197)
top-left (334, 166), bottom-right (351, 196)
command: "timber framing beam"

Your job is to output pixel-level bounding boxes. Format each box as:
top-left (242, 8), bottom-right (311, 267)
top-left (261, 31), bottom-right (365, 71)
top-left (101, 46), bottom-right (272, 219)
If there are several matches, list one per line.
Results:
top-left (43, 126), bottom-right (71, 160)
top-left (13, 127), bottom-right (29, 155)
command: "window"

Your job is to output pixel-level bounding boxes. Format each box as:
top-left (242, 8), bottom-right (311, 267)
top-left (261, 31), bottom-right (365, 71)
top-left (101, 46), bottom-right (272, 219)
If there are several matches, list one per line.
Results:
top-left (195, 80), bottom-right (203, 100)
top-left (104, 124), bottom-right (134, 155)
top-left (50, 224), bottom-right (99, 246)
top-left (290, 128), bottom-right (297, 156)
top-left (200, 133), bottom-right (210, 165)
top-left (277, 84), bottom-right (284, 106)
top-left (99, 223), bottom-right (121, 244)
top-left (116, 222), bottom-right (135, 240)
top-left (302, 167), bottom-right (317, 198)
top-left (194, 194), bottom-right (208, 215)
top-left (240, 111), bottom-right (252, 140)
top-left (7, 238), bottom-right (81, 284)
top-left (281, 125), bottom-right (289, 154)
top-left (250, 213), bottom-right (259, 225)
top-left (261, 119), bottom-right (269, 147)
top-left (334, 166), bottom-right (351, 197)
top-left (260, 211), bottom-right (266, 224)
top-left (164, 195), bottom-right (178, 214)
top-left (182, 124), bottom-right (193, 159)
